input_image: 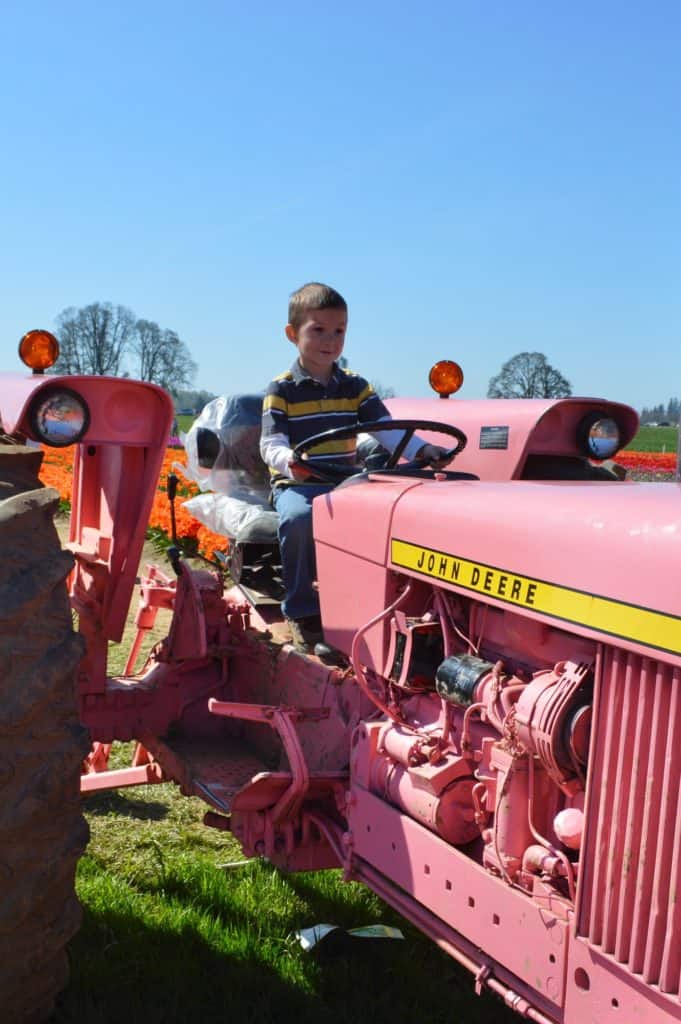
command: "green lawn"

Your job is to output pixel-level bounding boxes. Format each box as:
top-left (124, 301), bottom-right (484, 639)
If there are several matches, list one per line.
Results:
top-left (627, 424), bottom-right (678, 452)
top-left (175, 414), bottom-right (195, 434)
top-left (56, 744), bottom-right (517, 1024)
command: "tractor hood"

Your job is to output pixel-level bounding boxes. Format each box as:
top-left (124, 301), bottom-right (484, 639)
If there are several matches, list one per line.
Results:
top-left (315, 476), bottom-right (681, 665)
top-left (385, 396), bottom-right (638, 479)
top-left (388, 478), bottom-right (681, 660)
top-left (0, 371), bottom-right (172, 445)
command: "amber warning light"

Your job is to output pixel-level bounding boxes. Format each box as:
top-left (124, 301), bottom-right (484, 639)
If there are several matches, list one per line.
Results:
top-left (18, 329), bottom-right (60, 373)
top-left (429, 360), bottom-right (464, 398)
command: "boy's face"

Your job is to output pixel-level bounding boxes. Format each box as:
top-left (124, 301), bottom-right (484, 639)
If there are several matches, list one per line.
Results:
top-left (285, 307), bottom-right (347, 380)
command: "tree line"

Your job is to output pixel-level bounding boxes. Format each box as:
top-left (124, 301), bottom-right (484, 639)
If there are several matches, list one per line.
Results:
top-left (52, 306), bottom-right (581, 405)
top-left (54, 302), bottom-right (196, 396)
top-left (639, 398), bottom-right (680, 426)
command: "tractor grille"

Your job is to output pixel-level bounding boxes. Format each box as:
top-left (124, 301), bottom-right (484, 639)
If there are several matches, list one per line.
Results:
top-left (576, 648), bottom-right (681, 999)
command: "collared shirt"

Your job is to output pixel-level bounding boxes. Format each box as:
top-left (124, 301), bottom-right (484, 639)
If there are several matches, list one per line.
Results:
top-left (260, 360), bottom-right (390, 486)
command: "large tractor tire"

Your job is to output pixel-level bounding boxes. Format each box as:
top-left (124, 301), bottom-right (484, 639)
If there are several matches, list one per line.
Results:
top-left (0, 447), bottom-right (90, 1023)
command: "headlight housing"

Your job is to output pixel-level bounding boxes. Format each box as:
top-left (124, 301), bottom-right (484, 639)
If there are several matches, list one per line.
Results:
top-left (577, 413), bottom-right (621, 461)
top-left (28, 387), bottom-right (90, 447)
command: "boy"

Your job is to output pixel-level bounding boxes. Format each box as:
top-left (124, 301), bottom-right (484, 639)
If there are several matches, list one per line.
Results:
top-left (260, 282), bottom-right (451, 651)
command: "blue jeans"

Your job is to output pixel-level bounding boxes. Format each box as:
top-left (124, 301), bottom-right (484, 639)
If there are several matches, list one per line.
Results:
top-left (272, 484), bottom-right (334, 620)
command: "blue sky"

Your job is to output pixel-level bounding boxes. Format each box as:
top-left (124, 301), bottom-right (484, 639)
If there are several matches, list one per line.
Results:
top-left (0, 1), bottom-right (678, 410)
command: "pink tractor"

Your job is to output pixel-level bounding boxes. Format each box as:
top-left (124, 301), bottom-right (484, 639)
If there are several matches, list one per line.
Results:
top-left (2, 332), bottom-right (680, 1024)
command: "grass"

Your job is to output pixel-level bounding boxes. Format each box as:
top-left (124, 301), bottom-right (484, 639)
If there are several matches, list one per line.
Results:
top-left (53, 548), bottom-right (516, 1024)
top-left (175, 413), bottom-right (195, 434)
top-left (58, 754), bottom-right (517, 1023)
top-left (60, 771), bottom-right (516, 1024)
top-left (626, 424), bottom-right (678, 452)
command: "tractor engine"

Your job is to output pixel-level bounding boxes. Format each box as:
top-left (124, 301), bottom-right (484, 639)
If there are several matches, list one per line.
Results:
top-left (352, 606), bottom-right (593, 912)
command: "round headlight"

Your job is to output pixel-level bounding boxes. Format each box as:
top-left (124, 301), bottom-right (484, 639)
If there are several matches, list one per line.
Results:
top-left (578, 414), bottom-right (621, 460)
top-left (29, 388), bottom-right (90, 447)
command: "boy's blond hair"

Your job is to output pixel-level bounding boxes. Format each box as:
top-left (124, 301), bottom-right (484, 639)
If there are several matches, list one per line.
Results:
top-left (288, 282), bottom-right (347, 329)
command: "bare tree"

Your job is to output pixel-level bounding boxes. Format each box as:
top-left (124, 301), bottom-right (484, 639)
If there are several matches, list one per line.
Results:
top-left (56, 302), bottom-right (135, 376)
top-left (132, 321), bottom-right (197, 395)
top-left (54, 303), bottom-right (197, 394)
top-left (133, 319), bottom-right (166, 383)
top-left (487, 352), bottom-right (572, 399)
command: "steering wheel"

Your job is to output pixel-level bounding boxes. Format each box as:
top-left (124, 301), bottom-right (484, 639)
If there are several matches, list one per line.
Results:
top-left (291, 419), bottom-right (468, 483)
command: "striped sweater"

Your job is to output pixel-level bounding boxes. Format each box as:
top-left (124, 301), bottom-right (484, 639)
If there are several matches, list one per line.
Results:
top-left (260, 359), bottom-right (391, 486)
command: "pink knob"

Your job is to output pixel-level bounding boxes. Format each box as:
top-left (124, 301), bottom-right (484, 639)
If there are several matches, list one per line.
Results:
top-left (554, 807), bottom-right (583, 850)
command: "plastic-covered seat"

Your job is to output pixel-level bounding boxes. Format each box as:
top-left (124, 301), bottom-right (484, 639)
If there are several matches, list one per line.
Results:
top-left (181, 395), bottom-right (390, 599)
top-left (182, 394), bottom-right (276, 544)
top-left (182, 395), bottom-right (390, 546)
top-left (180, 395), bottom-right (282, 597)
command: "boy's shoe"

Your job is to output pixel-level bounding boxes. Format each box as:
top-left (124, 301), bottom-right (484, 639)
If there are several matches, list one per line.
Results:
top-left (287, 615), bottom-right (324, 651)
top-left (287, 616), bottom-right (345, 663)
top-left (313, 640), bottom-right (346, 666)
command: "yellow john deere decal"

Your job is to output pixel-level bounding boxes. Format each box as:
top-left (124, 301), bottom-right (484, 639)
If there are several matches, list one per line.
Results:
top-left (390, 538), bottom-right (681, 657)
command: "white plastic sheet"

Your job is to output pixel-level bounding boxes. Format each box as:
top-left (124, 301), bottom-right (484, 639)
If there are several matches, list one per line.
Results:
top-left (179, 394), bottom-right (272, 540)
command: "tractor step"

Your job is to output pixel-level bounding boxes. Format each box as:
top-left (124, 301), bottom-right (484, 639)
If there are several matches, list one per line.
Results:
top-left (141, 734), bottom-right (277, 815)
top-left (237, 582), bottom-right (281, 607)
top-left (140, 733), bottom-right (347, 823)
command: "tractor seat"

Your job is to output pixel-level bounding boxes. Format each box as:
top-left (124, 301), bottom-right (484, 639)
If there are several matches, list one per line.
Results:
top-left (233, 508), bottom-right (279, 546)
top-left (183, 394), bottom-right (275, 544)
top-left (184, 394), bottom-right (389, 549)
top-left (183, 394), bottom-right (389, 603)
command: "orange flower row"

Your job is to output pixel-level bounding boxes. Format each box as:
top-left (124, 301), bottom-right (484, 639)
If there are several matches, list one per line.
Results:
top-left (38, 447), bottom-right (75, 505)
top-left (616, 450), bottom-right (676, 473)
top-left (39, 445), bottom-right (229, 562)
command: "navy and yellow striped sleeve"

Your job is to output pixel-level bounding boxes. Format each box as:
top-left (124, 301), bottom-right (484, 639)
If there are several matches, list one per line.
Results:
top-left (355, 377), bottom-right (390, 424)
top-left (261, 377), bottom-right (290, 442)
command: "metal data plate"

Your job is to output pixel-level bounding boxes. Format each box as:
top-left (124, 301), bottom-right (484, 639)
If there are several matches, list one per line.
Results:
top-left (479, 425), bottom-right (509, 450)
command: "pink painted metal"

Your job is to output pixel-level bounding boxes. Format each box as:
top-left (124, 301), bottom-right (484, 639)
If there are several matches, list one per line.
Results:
top-left (315, 476), bottom-right (681, 668)
top-left (6, 357), bottom-right (681, 1022)
top-left (386, 395), bottom-right (638, 479)
top-left (80, 759), bottom-right (165, 792)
